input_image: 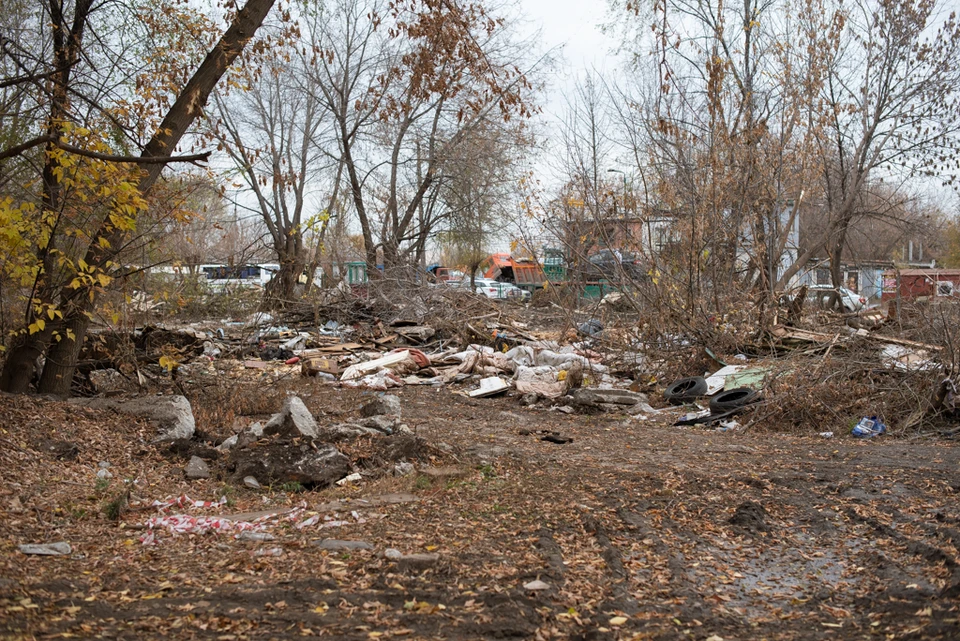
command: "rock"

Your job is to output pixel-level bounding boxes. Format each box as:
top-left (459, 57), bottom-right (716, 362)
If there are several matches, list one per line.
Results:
top-left (229, 440), bottom-right (351, 488)
top-left (359, 415), bottom-right (397, 433)
top-left (263, 396), bottom-right (318, 438)
top-left (397, 424), bottom-right (413, 435)
top-left (70, 395), bottom-right (196, 442)
top-left (384, 548), bottom-right (403, 560)
top-left (396, 553), bottom-right (440, 571)
top-left (184, 456), bottom-right (211, 479)
top-left (131, 395), bottom-right (196, 442)
top-left (360, 395), bottom-right (402, 418)
top-left (19, 542), bottom-right (71, 556)
top-left (393, 461), bottom-right (415, 476)
top-left (217, 435), bottom-right (239, 452)
top-left (571, 388), bottom-right (649, 407)
top-left (316, 539), bottom-right (374, 551)
top-left (96, 468), bottom-right (112, 480)
top-left (523, 580), bottom-right (551, 591)
top-left (236, 422), bottom-right (265, 448)
top-left (98, 461), bottom-right (111, 469)
top-left (243, 476), bottom-right (261, 489)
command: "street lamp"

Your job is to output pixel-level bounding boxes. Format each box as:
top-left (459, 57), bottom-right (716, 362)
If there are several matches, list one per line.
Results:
top-left (607, 169), bottom-right (627, 216)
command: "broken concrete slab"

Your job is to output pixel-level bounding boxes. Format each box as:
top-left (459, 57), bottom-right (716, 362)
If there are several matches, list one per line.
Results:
top-left (359, 394), bottom-right (402, 418)
top-left (263, 396), bottom-right (318, 438)
top-left (358, 415), bottom-right (398, 434)
top-left (69, 395), bottom-right (196, 442)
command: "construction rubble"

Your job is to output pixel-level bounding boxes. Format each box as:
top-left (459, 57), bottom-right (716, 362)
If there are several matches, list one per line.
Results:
top-left (70, 285), bottom-right (960, 444)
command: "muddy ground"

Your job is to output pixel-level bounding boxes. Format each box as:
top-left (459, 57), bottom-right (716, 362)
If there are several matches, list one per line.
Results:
top-left (2, 379), bottom-right (960, 640)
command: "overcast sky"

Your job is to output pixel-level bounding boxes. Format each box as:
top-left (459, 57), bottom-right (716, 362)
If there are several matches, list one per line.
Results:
top-left (518, 0), bottom-right (623, 117)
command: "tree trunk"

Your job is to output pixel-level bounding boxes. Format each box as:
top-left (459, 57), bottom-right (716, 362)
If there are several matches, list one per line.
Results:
top-left (0, 333), bottom-right (49, 393)
top-left (0, 0), bottom-right (93, 393)
top-left (37, 311), bottom-right (89, 397)
top-left (28, 0), bottom-right (279, 396)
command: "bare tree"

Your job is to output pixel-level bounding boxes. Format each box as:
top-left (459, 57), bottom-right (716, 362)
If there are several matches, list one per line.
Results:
top-left (211, 48), bottom-right (337, 302)
top-left (305, 0), bottom-right (537, 278)
top-left (780, 0), bottom-right (960, 294)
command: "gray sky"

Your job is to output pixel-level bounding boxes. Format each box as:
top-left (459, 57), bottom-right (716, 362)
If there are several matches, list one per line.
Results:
top-left (519, 0), bottom-right (622, 117)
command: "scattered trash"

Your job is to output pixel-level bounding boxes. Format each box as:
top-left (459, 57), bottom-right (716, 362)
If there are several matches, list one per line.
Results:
top-left (336, 472), bottom-right (363, 486)
top-left (253, 547), bottom-right (284, 557)
top-left (851, 416), bottom-right (887, 438)
top-left (708, 387), bottom-right (760, 413)
top-left (243, 476), bottom-right (261, 489)
top-left (341, 350), bottom-right (422, 381)
top-left (515, 365), bottom-right (569, 398)
top-left (578, 319), bottom-right (603, 337)
top-left (523, 580), bottom-right (551, 591)
top-left (239, 531), bottom-right (276, 542)
top-left (18, 542), bottom-right (72, 556)
top-left (703, 365), bottom-right (746, 395)
top-left (664, 376), bottom-right (708, 404)
top-left (819, 431), bottom-right (834, 438)
top-left (723, 367), bottom-right (771, 390)
top-left (881, 345), bottom-right (937, 372)
top-left (469, 376), bottom-right (511, 398)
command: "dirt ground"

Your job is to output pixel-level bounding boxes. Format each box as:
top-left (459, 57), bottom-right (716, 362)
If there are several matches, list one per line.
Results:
top-left (2, 380), bottom-right (960, 641)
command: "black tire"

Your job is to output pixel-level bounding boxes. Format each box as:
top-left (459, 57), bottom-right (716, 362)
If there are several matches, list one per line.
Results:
top-left (709, 387), bottom-right (759, 413)
top-left (664, 376), bottom-right (708, 404)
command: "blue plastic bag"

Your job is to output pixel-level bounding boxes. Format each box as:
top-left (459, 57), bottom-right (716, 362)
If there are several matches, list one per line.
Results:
top-left (851, 416), bottom-right (886, 438)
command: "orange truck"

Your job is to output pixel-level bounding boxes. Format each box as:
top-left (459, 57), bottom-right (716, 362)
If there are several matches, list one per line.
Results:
top-left (479, 253), bottom-right (547, 292)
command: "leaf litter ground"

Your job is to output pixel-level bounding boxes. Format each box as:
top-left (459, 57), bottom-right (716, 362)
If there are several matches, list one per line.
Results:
top-left (2, 384), bottom-right (960, 640)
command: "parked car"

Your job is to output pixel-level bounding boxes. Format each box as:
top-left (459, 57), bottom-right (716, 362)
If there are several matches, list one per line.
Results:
top-left (452, 277), bottom-right (531, 301)
top-left (582, 249), bottom-right (645, 280)
top-left (805, 284), bottom-right (867, 312)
